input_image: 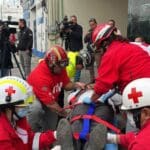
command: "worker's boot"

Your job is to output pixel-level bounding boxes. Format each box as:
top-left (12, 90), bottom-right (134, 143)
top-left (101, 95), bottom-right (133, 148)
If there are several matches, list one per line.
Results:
top-left (86, 124), bottom-right (107, 150)
top-left (57, 119), bottom-right (74, 150)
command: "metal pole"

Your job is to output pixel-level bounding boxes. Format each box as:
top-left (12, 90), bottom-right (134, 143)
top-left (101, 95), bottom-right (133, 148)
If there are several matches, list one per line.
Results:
top-left (12, 52), bottom-right (26, 80)
top-left (0, 0), bottom-right (3, 19)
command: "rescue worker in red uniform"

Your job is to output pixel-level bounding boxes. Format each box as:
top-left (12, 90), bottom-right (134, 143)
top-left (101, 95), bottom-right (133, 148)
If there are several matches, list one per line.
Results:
top-left (27, 45), bottom-right (85, 132)
top-left (81, 24), bottom-right (150, 149)
top-left (107, 78), bottom-right (150, 150)
top-left (0, 76), bottom-right (56, 150)
top-left (82, 23), bottom-right (150, 103)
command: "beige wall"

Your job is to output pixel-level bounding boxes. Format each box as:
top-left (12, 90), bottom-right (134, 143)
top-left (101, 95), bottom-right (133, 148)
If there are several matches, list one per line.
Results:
top-left (63, 0), bottom-right (128, 37)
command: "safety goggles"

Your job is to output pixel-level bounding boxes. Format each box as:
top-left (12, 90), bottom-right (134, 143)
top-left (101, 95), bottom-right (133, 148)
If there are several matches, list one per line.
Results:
top-left (57, 59), bottom-right (69, 68)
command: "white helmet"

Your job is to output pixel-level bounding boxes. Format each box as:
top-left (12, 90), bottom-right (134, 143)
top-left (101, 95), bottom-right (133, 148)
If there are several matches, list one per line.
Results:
top-left (0, 76), bottom-right (34, 106)
top-left (121, 78), bottom-right (150, 110)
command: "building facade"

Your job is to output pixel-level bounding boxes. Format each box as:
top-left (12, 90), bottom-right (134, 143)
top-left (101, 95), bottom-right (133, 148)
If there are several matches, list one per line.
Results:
top-left (63, 0), bottom-right (128, 37)
top-left (128, 0), bottom-right (150, 43)
top-left (21, 0), bottom-right (150, 58)
top-left (29, 0), bottom-right (48, 57)
top-left (20, 0), bottom-right (30, 26)
top-left (29, 0), bottom-right (128, 57)
top-left (21, 0), bottom-right (64, 57)
top-left (0, 0), bottom-right (22, 21)
top-left (21, 0), bottom-right (49, 57)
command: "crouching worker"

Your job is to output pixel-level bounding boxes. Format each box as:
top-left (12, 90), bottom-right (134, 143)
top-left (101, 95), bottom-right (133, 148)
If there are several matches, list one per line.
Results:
top-left (27, 45), bottom-right (85, 132)
top-left (0, 76), bottom-right (56, 150)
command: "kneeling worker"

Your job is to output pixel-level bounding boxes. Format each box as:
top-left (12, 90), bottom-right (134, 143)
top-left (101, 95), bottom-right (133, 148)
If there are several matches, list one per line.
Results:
top-left (0, 76), bottom-right (57, 149)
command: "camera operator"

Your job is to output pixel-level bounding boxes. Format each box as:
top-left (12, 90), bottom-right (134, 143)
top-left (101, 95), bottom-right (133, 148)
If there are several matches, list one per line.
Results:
top-left (67, 15), bottom-right (83, 52)
top-left (0, 22), bottom-right (16, 77)
top-left (61, 15), bottom-right (83, 82)
top-left (17, 19), bottom-right (33, 79)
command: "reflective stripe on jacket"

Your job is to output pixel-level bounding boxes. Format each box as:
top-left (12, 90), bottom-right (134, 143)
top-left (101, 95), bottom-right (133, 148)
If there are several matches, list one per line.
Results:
top-left (0, 113), bottom-right (56, 150)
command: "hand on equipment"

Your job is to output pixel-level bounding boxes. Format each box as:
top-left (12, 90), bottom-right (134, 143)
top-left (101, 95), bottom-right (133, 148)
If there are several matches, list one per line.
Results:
top-left (48, 102), bottom-right (68, 117)
top-left (85, 83), bottom-right (94, 89)
top-left (57, 109), bottom-right (68, 117)
top-left (82, 96), bottom-right (92, 104)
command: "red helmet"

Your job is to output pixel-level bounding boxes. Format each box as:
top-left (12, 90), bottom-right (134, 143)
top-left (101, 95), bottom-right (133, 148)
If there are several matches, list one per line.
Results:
top-left (45, 45), bottom-right (68, 67)
top-left (92, 23), bottom-right (116, 49)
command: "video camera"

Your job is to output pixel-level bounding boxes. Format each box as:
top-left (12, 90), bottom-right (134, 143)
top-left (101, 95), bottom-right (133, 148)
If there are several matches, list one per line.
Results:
top-left (60, 16), bottom-right (74, 31)
top-left (0, 20), bottom-right (18, 42)
top-left (57, 16), bottom-right (75, 49)
top-left (59, 16), bottom-right (74, 39)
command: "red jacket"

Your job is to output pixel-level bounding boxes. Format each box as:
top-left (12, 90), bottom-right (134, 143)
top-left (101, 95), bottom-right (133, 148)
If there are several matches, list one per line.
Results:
top-left (27, 60), bottom-right (70, 105)
top-left (94, 41), bottom-right (150, 95)
top-left (120, 119), bottom-right (150, 150)
top-left (0, 113), bottom-right (56, 150)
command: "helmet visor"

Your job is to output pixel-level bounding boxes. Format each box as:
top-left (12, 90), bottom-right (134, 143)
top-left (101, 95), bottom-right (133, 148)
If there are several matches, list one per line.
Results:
top-left (57, 59), bottom-right (69, 68)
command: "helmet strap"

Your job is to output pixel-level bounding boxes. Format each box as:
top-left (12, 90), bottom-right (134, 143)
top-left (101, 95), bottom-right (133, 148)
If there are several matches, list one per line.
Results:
top-left (99, 41), bottom-right (107, 54)
top-left (132, 109), bottom-right (142, 129)
top-left (45, 60), bottom-right (55, 73)
top-left (100, 32), bottom-right (116, 51)
top-left (8, 106), bottom-right (18, 128)
top-left (12, 107), bottom-right (22, 121)
top-left (50, 64), bottom-right (57, 74)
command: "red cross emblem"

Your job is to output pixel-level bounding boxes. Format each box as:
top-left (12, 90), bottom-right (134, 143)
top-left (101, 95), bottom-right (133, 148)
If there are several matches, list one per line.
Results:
top-left (5, 86), bottom-right (16, 96)
top-left (128, 88), bottom-right (143, 104)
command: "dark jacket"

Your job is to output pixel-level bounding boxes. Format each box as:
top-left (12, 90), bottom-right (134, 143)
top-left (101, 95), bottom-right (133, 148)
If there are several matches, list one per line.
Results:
top-left (17, 27), bottom-right (33, 51)
top-left (0, 42), bottom-right (16, 68)
top-left (84, 30), bottom-right (93, 53)
top-left (68, 24), bottom-right (83, 51)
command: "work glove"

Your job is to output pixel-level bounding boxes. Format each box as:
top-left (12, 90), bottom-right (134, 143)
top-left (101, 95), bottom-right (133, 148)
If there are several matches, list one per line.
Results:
top-left (99, 89), bottom-right (116, 103)
top-left (107, 93), bottom-right (122, 112)
top-left (109, 93), bottom-right (122, 106)
top-left (82, 96), bottom-right (92, 104)
top-left (51, 145), bottom-right (61, 150)
top-left (75, 82), bottom-right (86, 89)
